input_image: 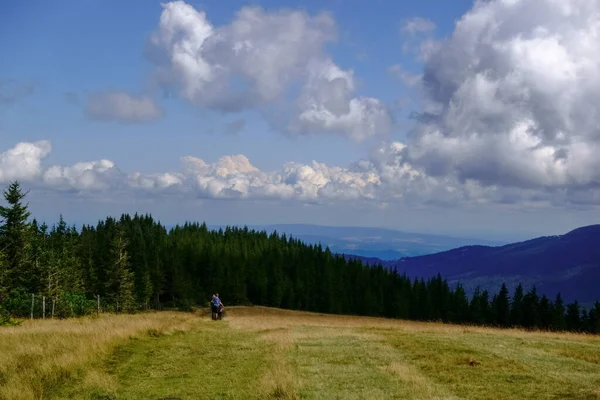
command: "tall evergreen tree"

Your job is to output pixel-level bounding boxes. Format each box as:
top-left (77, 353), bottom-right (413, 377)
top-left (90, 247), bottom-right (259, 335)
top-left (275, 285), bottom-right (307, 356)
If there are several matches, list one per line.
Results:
top-left (538, 295), bottom-right (554, 330)
top-left (0, 247), bottom-right (7, 302)
top-left (588, 302), bottom-right (600, 334)
top-left (0, 181), bottom-right (32, 294)
top-left (451, 284), bottom-right (470, 323)
top-left (510, 284), bottom-right (524, 327)
top-left (28, 220), bottom-right (50, 297)
top-left (494, 283), bottom-right (511, 327)
top-left (565, 301), bottom-right (581, 332)
top-left (470, 287), bottom-right (490, 325)
top-left (552, 293), bottom-right (567, 331)
top-left (522, 287), bottom-right (540, 329)
top-left (108, 227), bottom-right (136, 313)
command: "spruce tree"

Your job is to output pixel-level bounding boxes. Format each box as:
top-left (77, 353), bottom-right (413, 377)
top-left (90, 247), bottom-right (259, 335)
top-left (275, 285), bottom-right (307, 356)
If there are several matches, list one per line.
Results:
top-left (0, 181), bottom-right (32, 294)
top-left (588, 302), bottom-right (600, 334)
top-left (495, 283), bottom-right (511, 327)
top-left (452, 284), bottom-right (470, 323)
top-left (481, 289), bottom-right (491, 324)
top-left (510, 284), bottom-right (524, 327)
top-left (522, 287), bottom-right (540, 328)
top-left (538, 295), bottom-right (554, 330)
top-left (470, 287), bottom-right (490, 325)
top-left (552, 293), bottom-right (567, 331)
top-left (565, 301), bottom-right (581, 332)
top-left (109, 227), bottom-right (136, 313)
top-left (0, 248), bottom-right (7, 302)
top-left (580, 309), bottom-right (590, 332)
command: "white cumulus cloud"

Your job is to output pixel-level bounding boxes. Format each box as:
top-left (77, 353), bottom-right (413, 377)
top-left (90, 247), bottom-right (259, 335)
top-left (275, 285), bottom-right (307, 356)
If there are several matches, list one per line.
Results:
top-left (0, 141), bottom-right (51, 182)
top-left (1, 139), bottom-right (591, 208)
top-left (397, 0), bottom-right (600, 198)
top-left (148, 1), bottom-right (391, 141)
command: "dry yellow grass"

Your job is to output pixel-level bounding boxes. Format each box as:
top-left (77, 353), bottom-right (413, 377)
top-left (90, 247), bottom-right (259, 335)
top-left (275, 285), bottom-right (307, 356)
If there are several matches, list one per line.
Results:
top-left (0, 311), bottom-right (196, 400)
top-left (228, 307), bottom-right (600, 399)
top-left (2, 306), bottom-right (600, 399)
top-left (229, 306), bottom-right (600, 340)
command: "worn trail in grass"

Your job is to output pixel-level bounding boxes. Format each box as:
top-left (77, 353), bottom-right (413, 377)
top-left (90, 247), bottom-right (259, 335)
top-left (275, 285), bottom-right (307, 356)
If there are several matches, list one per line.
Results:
top-left (4, 307), bottom-right (600, 399)
top-left (92, 308), bottom-right (600, 399)
top-left (101, 322), bottom-right (270, 399)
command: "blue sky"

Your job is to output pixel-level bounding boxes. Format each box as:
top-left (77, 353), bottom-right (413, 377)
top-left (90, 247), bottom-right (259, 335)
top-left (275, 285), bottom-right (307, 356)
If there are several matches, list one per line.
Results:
top-left (1, 0), bottom-right (599, 241)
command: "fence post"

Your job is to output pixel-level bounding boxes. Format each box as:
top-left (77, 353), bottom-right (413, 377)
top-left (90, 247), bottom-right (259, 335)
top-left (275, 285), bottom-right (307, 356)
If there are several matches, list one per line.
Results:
top-left (31, 294), bottom-right (34, 320)
top-left (43, 296), bottom-right (46, 320)
top-left (52, 299), bottom-right (55, 319)
top-left (97, 294), bottom-right (100, 315)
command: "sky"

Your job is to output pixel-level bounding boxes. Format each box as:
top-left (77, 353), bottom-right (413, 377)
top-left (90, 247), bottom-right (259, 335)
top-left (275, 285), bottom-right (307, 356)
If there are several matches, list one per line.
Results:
top-left (1, 0), bottom-right (600, 241)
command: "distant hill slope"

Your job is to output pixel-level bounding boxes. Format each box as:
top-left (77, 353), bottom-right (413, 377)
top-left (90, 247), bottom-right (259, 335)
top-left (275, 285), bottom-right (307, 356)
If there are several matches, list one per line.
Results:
top-left (371, 225), bottom-right (600, 304)
top-left (207, 223), bottom-right (505, 260)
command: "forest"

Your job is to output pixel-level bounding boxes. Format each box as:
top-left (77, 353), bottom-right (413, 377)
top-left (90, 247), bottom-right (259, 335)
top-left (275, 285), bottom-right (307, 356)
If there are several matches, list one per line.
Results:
top-left (0, 181), bottom-right (598, 333)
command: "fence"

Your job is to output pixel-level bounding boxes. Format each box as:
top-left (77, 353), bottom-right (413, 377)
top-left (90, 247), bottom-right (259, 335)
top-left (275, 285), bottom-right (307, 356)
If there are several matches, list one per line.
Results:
top-left (12, 293), bottom-right (102, 319)
top-left (1, 292), bottom-right (164, 320)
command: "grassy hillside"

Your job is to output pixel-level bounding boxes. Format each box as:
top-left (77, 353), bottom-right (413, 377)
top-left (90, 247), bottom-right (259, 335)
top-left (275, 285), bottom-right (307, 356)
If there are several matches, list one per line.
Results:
top-left (1, 308), bottom-right (599, 400)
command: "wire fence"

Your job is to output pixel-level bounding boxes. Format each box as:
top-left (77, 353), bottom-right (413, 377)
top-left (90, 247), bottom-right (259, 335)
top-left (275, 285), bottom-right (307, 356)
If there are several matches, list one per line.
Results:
top-left (2, 293), bottom-right (163, 320)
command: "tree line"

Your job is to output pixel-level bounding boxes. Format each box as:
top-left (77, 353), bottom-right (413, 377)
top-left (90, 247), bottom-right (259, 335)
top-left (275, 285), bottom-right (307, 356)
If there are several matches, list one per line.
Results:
top-left (0, 181), bottom-right (598, 333)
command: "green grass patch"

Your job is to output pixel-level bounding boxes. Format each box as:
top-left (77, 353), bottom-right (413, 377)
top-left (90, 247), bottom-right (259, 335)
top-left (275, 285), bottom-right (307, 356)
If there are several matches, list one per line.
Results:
top-left (289, 331), bottom-right (447, 399)
top-left (105, 321), bottom-right (269, 399)
top-left (6, 308), bottom-right (600, 400)
top-left (383, 330), bottom-right (600, 400)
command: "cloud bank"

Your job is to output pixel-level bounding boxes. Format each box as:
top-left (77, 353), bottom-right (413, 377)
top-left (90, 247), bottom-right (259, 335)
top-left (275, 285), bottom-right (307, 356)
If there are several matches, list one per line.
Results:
top-left (403, 0), bottom-right (600, 191)
top-left (142, 0), bottom-right (600, 202)
top-left (1, 139), bottom-right (597, 208)
top-left (148, 1), bottom-right (392, 141)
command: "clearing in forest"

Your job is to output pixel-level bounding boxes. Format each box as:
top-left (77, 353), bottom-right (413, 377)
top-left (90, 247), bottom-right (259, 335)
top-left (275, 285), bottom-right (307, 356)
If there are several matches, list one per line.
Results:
top-left (1, 306), bottom-right (600, 399)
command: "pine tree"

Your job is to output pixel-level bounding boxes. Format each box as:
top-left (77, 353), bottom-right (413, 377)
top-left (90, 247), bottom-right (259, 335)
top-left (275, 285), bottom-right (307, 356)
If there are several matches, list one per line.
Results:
top-left (63, 222), bottom-right (84, 293)
top-left (128, 222), bottom-right (152, 309)
top-left (522, 287), bottom-right (540, 329)
top-left (452, 284), bottom-right (470, 323)
top-left (510, 284), bottom-right (524, 327)
top-left (0, 181), bottom-right (32, 294)
top-left (580, 309), bottom-right (590, 332)
top-left (470, 287), bottom-right (490, 325)
top-left (588, 302), bottom-right (600, 334)
top-left (45, 216), bottom-right (84, 298)
top-left (565, 301), bottom-right (581, 332)
top-left (109, 227), bottom-right (136, 313)
top-left (552, 293), bottom-right (567, 331)
top-left (79, 225), bottom-right (99, 298)
top-left (538, 295), bottom-right (554, 330)
top-left (495, 283), bottom-right (511, 327)
top-left (0, 249), bottom-right (7, 302)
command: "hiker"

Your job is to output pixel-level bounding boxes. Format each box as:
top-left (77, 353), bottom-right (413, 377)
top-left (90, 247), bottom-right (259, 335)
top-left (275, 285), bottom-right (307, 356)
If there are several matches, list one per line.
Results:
top-left (211, 293), bottom-right (224, 320)
top-left (210, 294), bottom-right (219, 320)
top-left (215, 292), bottom-right (225, 320)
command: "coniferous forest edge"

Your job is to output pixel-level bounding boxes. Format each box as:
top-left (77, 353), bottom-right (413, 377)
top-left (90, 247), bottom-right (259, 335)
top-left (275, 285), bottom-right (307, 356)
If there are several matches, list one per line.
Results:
top-left (0, 181), bottom-right (598, 333)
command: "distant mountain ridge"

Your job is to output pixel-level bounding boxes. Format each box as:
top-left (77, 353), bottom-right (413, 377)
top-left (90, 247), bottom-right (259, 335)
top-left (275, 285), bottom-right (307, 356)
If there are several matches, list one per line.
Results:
top-left (350, 225), bottom-right (600, 305)
top-left (206, 223), bottom-right (506, 260)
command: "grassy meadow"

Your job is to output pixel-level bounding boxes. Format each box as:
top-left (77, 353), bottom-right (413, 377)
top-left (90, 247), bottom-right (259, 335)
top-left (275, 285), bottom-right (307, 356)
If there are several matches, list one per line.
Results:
top-left (1, 307), bottom-right (599, 400)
